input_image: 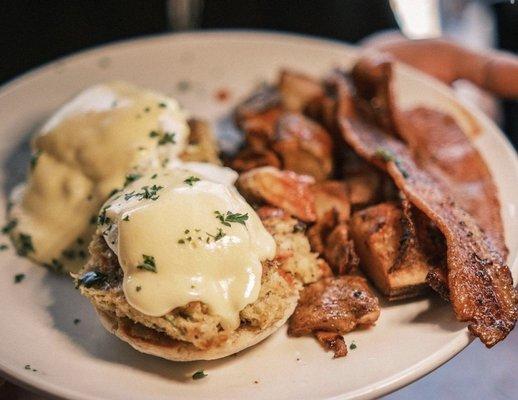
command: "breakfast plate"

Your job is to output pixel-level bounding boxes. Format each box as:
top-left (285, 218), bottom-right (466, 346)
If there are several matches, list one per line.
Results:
top-left (0, 31), bottom-right (516, 400)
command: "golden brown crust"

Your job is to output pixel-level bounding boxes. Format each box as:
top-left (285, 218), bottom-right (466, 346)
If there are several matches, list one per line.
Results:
top-left (237, 167), bottom-right (317, 222)
top-left (272, 113), bottom-right (334, 181)
top-left (349, 202), bottom-right (432, 300)
top-left (338, 98), bottom-right (517, 346)
top-left (288, 275), bottom-right (380, 336)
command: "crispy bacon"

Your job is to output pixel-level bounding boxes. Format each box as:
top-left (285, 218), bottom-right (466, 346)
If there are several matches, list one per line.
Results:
top-left (352, 55), bottom-right (507, 257)
top-left (337, 89), bottom-right (517, 346)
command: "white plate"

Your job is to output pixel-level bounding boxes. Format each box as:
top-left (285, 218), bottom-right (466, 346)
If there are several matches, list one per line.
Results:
top-left (0, 31), bottom-right (516, 400)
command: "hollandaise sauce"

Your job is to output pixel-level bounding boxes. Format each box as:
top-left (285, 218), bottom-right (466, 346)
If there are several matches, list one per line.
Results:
top-left (8, 82), bottom-right (189, 272)
top-left (99, 166), bottom-right (276, 330)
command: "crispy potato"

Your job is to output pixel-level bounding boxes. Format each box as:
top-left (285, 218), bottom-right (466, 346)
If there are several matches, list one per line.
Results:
top-left (311, 180), bottom-right (350, 221)
top-left (237, 167), bottom-right (317, 222)
top-left (349, 202), bottom-right (431, 300)
top-left (273, 113), bottom-right (333, 181)
top-left (279, 70), bottom-right (324, 112)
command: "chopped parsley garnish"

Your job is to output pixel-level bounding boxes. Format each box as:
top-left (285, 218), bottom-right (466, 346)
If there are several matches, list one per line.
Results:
top-left (151, 173), bottom-right (158, 179)
top-left (158, 132), bottom-right (176, 145)
top-left (293, 221), bottom-right (307, 233)
top-left (215, 211), bottom-right (248, 227)
top-left (374, 147), bottom-right (409, 178)
top-left (30, 151), bottom-right (42, 171)
top-left (2, 219), bottom-right (17, 234)
top-left (207, 228), bottom-right (226, 242)
top-left (123, 215), bottom-right (130, 222)
top-left (184, 176), bottom-right (200, 186)
top-left (149, 130), bottom-right (160, 138)
top-left (192, 370), bottom-right (207, 380)
top-left (178, 239), bottom-right (185, 244)
top-left (349, 341), bottom-right (357, 350)
top-left (374, 148), bottom-right (396, 163)
top-left (158, 102), bottom-right (167, 108)
top-left (0, 243), bottom-right (8, 251)
top-left (78, 271), bottom-right (107, 288)
top-left (14, 273), bottom-right (25, 283)
top-left (136, 285), bottom-right (142, 292)
top-left (15, 233), bottom-right (34, 256)
top-left (144, 107), bottom-right (150, 113)
top-left (124, 185), bottom-right (163, 201)
top-left (137, 254), bottom-right (157, 273)
top-left (98, 206), bottom-right (111, 225)
top-left (73, 318), bottom-right (81, 325)
top-left (24, 364), bottom-right (37, 372)
top-left (124, 173), bottom-right (142, 187)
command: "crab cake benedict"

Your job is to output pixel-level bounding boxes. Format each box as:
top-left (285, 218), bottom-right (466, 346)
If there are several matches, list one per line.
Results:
top-left (7, 81), bottom-right (198, 273)
top-left (75, 163), bottom-right (299, 360)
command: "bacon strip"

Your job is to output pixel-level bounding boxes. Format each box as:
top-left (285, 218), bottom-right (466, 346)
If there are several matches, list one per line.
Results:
top-left (337, 104), bottom-right (517, 346)
top-left (351, 55), bottom-right (507, 256)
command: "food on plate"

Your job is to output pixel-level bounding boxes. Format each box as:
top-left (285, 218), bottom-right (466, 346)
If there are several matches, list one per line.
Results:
top-left (335, 56), bottom-right (516, 346)
top-left (5, 48), bottom-right (516, 362)
top-left (76, 164), bottom-right (302, 360)
top-left (232, 79), bottom-right (334, 181)
top-left (288, 275), bottom-right (380, 358)
top-left (237, 166), bottom-right (317, 222)
top-left (350, 201), bottom-right (440, 300)
top-left (231, 55), bottom-right (515, 350)
top-left (7, 81), bottom-right (217, 272)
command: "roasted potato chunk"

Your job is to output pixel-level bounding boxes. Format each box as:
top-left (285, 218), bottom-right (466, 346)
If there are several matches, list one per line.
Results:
top-left (350, 202), bottom-right (431, 300)
top-left (289, 275), bottom-right (380, 336)
top-left (308, 209), bottom-right (359, 275)
top-left (273, 113), bottom-right (333, 181)
top-left (311, 180), bottom-right (350, 221)
top-left (279, 70), bottom-right (324, 112)
top-left (230, 147), bottom-right (281, 172)
top-left (237, 167), bottom-right (317, 222)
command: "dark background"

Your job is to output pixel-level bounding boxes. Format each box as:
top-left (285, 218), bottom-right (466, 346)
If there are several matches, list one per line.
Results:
top-left (1, 0), bottom-right (516, 145)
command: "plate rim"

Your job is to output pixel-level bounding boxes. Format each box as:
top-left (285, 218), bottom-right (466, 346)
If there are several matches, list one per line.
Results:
top-left (0, 29), bottom-right (516, 400)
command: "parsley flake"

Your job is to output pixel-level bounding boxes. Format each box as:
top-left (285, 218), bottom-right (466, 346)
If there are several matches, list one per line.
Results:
top-left (124, 185), bottom-right (163, 201)
top-left (73, 318), bottom-right (81, 325)
top-left (184, 176), bottom-right (200, 186)
top-left (207, 228), bottom-right (226, 242)
top-left (15, 233), bottom-right (34, 256)
top-left (215, 211), bottom-right (248, 227)
top-left (30, 151), bottom-right (42, 171)
top-left (14, 273), bottom-right (25, 283)
top-left (2, 219), bottom-right (17, 234)
top-left (192, 370), bottom-right (207, 380)
top-left (158, 132), bottom-right (176, 145)
top-left (0, 243), bottom-right (8, 251)
top-left (137, 254), bottom-right (157, 273)
top-left (124, 173), bottom-right (142, 187)
top-left (349, 341), bottom-right (357, 350)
